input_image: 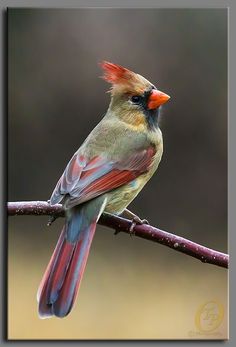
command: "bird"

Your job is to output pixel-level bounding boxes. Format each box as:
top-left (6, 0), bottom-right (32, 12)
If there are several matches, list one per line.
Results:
top-left (37, 61), bottom-right (170, 318)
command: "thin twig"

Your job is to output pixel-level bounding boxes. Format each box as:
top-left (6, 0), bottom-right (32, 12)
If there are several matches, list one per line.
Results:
top-left (7, 201), bottom-right (229, 269)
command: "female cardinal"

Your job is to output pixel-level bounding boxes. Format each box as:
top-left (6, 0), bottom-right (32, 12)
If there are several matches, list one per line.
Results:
top-left (37, 61), bottom-right (170, 318)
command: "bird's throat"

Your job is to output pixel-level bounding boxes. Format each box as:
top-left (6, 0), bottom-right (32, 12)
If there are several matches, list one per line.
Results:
top-left (143, 107), bottom-right (160, 131)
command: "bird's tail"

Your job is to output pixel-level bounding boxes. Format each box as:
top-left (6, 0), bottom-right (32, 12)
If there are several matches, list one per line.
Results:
top-left (37, 196), bottom-right (107, 318)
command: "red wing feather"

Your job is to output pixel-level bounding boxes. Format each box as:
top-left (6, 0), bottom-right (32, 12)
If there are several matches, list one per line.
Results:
top-left (50, 147), bottom-right (156, 208)
top-left (81, 170), bottom-right (136, 196)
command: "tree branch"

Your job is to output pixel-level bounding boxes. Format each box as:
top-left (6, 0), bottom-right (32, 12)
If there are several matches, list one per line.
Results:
top-left (7, 201), bottom-right (229, 269)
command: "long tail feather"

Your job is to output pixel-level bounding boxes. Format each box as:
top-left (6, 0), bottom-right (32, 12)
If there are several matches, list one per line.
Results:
top-left (38, 196), bottom-right (107, 318)
top-left (53, 221), bottom-right (97, 317)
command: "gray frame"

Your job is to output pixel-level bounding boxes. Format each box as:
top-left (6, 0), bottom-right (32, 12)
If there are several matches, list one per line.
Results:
top-left (1, 1), bottom-right (234, 346)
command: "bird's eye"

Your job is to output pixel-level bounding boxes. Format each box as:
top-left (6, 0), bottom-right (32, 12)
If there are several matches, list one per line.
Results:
top-left (131, 95), bottom-right (141, 104)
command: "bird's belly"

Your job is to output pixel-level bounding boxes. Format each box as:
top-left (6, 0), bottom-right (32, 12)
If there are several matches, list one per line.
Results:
top-left (104, 172), bottom-right (153, 215)
top-left (104, 180), bottom-right (141, 214)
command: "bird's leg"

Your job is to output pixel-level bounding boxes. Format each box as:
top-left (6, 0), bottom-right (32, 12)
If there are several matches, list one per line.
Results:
top-left (121, 208), bottom-right (150, 225)
top-left (120, 209), bottom-right (149, 236)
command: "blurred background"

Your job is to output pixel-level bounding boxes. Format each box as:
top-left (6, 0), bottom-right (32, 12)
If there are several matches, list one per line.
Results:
top-left (8, 9), bottom-right (228, 340)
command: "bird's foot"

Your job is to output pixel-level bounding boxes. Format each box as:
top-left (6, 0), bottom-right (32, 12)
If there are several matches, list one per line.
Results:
top-left (129, 216), bottom-right (149, 236)
top-left (46, 199), bottom-right (58, 226)
top-left (114, 229), bottom-right (121, 236)
top-left (47, 214), bottom-right (58, 227)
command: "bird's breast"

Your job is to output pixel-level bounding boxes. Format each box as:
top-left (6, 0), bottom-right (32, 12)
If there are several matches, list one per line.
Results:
top-left (104, 140), bottom-right (163, 215)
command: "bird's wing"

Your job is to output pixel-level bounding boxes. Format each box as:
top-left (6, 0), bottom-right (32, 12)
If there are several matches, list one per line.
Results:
top-left (50, 146), bottom-right (156, 208)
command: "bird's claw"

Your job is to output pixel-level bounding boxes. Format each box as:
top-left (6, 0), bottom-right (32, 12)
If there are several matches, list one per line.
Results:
top-left (47, 215), bottom-right (58, 227)
top-left (129, 216), bottom-right (149, 236)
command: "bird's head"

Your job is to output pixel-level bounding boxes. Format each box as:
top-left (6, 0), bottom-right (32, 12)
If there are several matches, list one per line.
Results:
top-left (100, 61), bottom-right (170, 130)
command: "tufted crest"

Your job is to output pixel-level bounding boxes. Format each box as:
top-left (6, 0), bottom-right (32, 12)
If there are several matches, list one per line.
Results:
top-left (100, 61), bottom-right (151, 95)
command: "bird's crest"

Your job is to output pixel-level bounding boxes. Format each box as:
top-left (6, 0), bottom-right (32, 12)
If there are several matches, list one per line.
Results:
top-left (100, 61), bottom-right (133, 85)
top-left (100, 61), bottom-right (151, 95)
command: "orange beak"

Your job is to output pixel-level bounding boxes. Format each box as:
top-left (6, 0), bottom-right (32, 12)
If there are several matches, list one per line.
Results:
top-left (147, 89), bottom-right (170, 110)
